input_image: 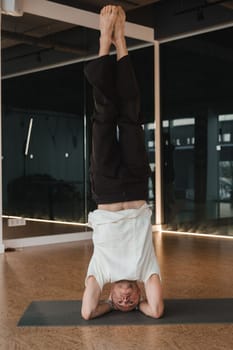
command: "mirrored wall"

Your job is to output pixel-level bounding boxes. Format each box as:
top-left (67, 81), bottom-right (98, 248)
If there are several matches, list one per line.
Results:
top-left (4, 7), bottom-right (232, 240)
top-left (1, 12), bottom-right (155, 239)
top-left (160, 26), bottom-right (233, 236)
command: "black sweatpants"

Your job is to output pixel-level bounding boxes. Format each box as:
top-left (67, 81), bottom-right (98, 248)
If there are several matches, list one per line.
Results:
top-left (85, 55), bottom-right (151, 204)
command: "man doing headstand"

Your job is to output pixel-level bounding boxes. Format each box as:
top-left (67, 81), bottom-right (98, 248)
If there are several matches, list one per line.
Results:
top-left (81, 5), bottom-right (164, 320)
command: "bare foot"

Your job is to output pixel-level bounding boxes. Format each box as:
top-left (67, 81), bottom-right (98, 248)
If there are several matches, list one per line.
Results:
top-left (113, 6), bottom-right (126, 42)
top-left (99, 5), bottom-right (118, 57)
top-left (112, 6), bottom-right (128, 60)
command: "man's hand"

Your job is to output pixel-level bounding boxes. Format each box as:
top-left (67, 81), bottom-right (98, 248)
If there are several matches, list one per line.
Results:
top-left (108, 292), bottom-right (118, 310)
top-left (81, 276), bottom-right (113, 320)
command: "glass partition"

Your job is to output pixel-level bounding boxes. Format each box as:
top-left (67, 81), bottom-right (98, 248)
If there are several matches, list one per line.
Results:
top-left (2, 65), bottom-right (86, 222)
top-left (1, 12), bottom-right (154, 239)
top-left (160, 27), bottom-right (233, 236)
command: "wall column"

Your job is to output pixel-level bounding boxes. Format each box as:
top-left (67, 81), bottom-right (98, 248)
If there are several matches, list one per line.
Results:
top-left (0, 10), bottom-right (5, 253)
top-left (154, 41), bottom-right (163, 228)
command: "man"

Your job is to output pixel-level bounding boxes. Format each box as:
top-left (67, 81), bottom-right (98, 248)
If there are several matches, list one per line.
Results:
top-left (81, 5), bottom-right (164, 320)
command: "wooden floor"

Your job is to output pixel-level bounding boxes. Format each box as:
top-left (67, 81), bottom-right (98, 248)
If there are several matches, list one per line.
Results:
top-left (0, 231), bottom-right (233, 350)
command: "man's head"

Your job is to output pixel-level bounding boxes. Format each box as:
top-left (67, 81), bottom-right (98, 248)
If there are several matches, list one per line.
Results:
top-left (110, 280), bottom-right (141, 312)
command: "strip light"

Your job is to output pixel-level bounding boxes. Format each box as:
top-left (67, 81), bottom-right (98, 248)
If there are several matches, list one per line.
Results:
top-left (24, 117), bottom-right (33, 156)
top-left (161, 229), bottom-right (233, 240)
top-left (4, 216), bottom-right (232, 239)
top-left (2, 215), bottom-right (89, 227)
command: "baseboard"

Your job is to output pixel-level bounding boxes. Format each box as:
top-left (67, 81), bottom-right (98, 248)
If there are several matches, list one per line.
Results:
top-left (0, 243), bottom-right (5, 254)
top-left (152, 224), bottom-right (162, 232)
top-left (3, 231), bottom-right (92, 250)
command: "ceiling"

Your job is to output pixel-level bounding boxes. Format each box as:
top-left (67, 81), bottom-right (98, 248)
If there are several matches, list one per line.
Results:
top-left (49, 0), bottom-right (233, 13)
top-left (1, 0), bottom-right (233, 76)
top-left (1, 0), bottom-right (161, 52)
top-left (49, 0), bottom-right (161, 13)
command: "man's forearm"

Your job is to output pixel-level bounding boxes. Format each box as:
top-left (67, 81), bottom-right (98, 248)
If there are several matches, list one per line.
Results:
top-left (139, 300), bottom-right (164, 319)
top-left (88, 300), bottom-right (113, 320)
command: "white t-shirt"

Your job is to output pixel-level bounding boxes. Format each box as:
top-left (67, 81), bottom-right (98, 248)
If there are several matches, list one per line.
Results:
top-left (86, 203), bottom-right (160, 290)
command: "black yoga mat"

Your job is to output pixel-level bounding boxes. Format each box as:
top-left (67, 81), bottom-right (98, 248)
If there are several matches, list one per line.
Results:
top-left (17, 298), bottom-right (233, 327)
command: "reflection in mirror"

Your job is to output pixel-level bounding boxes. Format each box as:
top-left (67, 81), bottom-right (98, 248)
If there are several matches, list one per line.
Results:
top-left (160, 26), bottom-right (233, 236)
top-left (1, 12), bottom-right (154, 240)
top-left (2, 13), bottom-right (148, 77)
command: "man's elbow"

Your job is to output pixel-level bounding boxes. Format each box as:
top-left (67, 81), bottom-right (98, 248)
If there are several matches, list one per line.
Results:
top-left (81, 307), bottom-right (93, 320)
top-left (150, 304), bottom-right (164, 319)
